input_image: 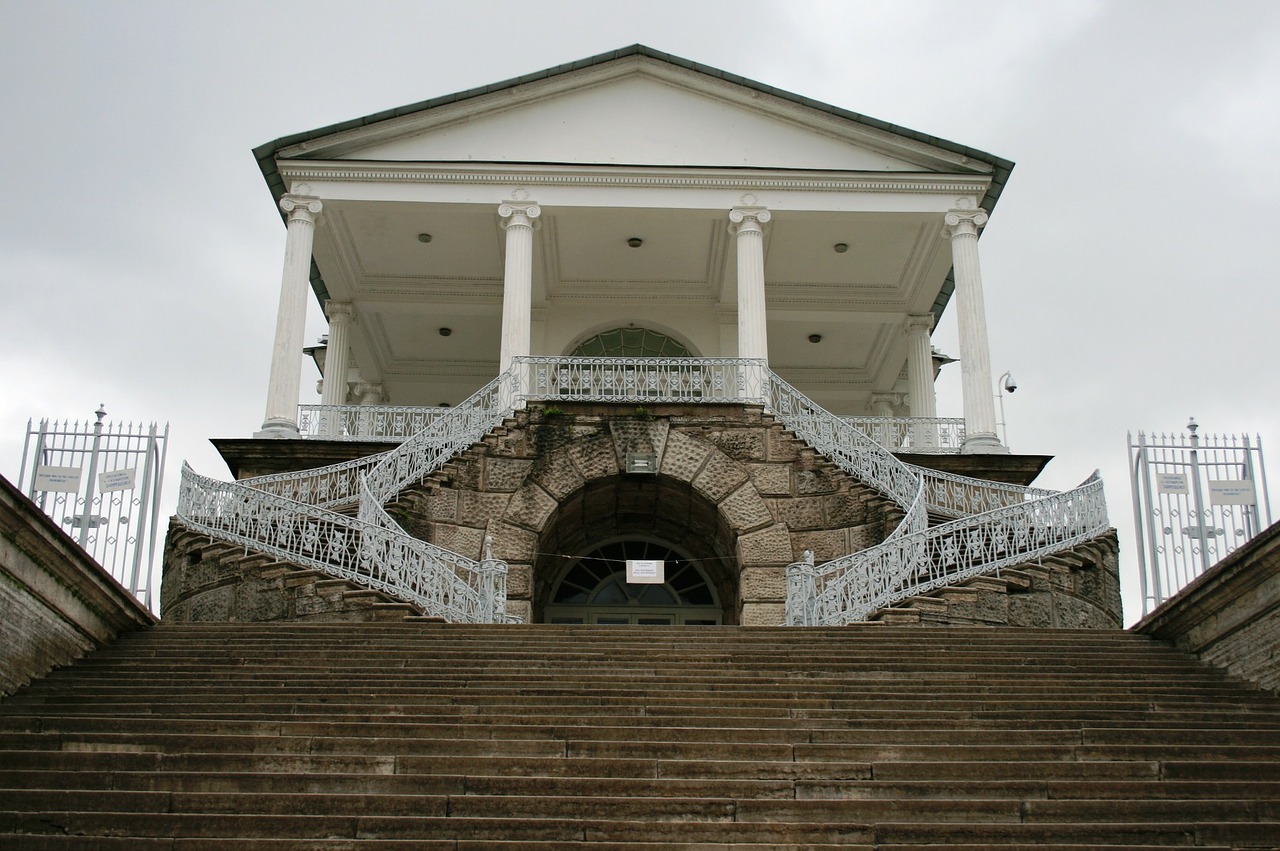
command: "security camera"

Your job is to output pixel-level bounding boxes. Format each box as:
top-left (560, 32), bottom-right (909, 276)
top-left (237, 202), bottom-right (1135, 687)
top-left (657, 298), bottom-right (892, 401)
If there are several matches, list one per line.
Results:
top-left (1003, 374), bottom-right (1018, 394)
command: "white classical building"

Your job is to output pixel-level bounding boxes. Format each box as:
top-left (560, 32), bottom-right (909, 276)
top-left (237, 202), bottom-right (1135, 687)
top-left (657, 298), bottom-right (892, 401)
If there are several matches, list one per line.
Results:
top-left (173, 46), bottom-right (1113, 629)
top-left (253, 45), bottom-right (1008, 454)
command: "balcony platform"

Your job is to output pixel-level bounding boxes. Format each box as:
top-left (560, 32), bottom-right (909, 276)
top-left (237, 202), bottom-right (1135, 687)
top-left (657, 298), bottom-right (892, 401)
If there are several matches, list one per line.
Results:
top-left (894, 451), bottom-right (1053, 487)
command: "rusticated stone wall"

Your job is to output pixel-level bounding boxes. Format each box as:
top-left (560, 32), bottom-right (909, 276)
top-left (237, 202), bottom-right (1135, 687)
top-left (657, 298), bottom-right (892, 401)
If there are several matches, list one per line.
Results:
top-left (396, 403), bottom-right (898, 625)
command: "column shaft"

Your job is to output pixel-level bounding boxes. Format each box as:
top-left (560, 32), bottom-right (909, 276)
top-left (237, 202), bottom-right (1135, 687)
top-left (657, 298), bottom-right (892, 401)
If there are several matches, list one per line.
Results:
top-left (498, 202), bottom-right (540, 374)
top-left (258, 194), bottom-right (322, 437)
top-left (730, 207), bottom-right (771, 362)
top-left (905, 315), bottom-right (938, 419)
top-left (906, 314), bottom-right (938, 448)
top-left (945, 209), bottom-right (1006, 453)
top-left (320, 301), bottom-right (354, 436)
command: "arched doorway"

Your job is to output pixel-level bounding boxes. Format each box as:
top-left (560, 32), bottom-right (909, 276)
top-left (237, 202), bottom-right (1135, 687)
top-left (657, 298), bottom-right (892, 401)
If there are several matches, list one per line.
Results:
top-left (533, 474), bottom-right (739, 625)
top-left (544, 537), bottom-right (722, 625)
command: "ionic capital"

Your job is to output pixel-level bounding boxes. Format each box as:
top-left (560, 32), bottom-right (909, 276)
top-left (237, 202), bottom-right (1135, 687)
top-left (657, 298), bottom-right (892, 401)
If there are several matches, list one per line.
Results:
top-left (355, 382), bottom-right (385, 405)
top-left (325, 300), bottom-right (356, 322)
top-left (498, 201), bottom-right (542, 230)
top-left (906, 314), bottom-right (935, 334)
top-left (869, 392), bottom-right (901, 407)
top-left (728, 206), bottom-right (771, 236)
top-left (942, 208), bottom-right (988, 239)
top-left (280, 193), bottom-right (323, 223)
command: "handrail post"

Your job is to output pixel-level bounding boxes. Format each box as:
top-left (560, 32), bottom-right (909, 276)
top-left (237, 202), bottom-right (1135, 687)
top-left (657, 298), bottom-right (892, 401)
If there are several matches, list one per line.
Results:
top-left (785, 550), bottom-right (817, 626)
top-left (477, 534), bottom-right (508, 623)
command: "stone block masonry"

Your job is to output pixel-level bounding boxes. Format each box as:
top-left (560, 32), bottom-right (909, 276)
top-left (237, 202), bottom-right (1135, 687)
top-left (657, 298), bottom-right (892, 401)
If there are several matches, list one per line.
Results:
top-left (399, 403), bottom-right (897, 624)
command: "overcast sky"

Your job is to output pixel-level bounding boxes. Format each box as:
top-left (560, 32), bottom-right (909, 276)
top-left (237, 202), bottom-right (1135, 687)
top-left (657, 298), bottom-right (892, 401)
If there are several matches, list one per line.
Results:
top-left (2, 0), bottom-right (1277, 624)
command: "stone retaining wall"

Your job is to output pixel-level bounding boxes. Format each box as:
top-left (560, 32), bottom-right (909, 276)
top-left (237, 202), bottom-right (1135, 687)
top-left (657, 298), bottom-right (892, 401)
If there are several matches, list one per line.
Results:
top-left (0, 475), bottom-right (155, 696)
top-left (1136, 520), bottom-right (1280, 694)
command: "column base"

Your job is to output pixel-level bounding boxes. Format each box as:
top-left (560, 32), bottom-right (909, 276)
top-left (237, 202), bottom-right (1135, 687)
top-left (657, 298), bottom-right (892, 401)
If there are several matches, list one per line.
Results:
top-left (961, 433), bottom-right (1009, 454)
top-left (254, 419), bottom-right (301, 439)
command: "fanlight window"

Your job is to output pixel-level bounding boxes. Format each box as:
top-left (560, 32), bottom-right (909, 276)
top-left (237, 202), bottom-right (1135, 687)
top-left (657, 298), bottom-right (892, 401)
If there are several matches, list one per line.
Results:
top-left (552, 540), bottom-right (715, 607)
top-left (572, 328), bottom-right (691, 358)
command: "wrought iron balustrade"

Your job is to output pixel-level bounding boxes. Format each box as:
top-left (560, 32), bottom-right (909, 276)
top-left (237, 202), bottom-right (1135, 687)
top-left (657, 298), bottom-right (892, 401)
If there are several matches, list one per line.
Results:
top-left (297, 404), bottom-right (452, 441)
top-left (523, 356), bottom-right (754, 404)
top-left (842, 416), bottom-right (966, 454)
top-left (789, 472), bottom-right (1109, 625)
top-left (178, 356), bottom-right (1109, 626)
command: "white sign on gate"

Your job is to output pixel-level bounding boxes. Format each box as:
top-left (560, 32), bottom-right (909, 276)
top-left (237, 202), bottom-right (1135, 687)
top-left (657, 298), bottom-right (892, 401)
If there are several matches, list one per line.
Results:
top-left (1156, 473), bottom-right (1188, 495)
top-left (1208, 479), bottom-right (1256, 506)
top-left (99, 468), bottom-right (137, 493)
top-left (34, 465), bottom-right (83, 493)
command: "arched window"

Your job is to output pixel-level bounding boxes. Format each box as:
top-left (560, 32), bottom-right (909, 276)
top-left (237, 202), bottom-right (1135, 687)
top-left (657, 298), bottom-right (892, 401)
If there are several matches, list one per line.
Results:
top-left (572, 328), bottom-right (691, 358)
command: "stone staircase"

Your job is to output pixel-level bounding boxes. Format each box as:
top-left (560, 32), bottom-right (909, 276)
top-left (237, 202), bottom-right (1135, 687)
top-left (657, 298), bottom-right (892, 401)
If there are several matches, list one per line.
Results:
top-left (870, 531), bottom-right (1122, 629)
top-left (3, 622), bottom-right (1280, 848)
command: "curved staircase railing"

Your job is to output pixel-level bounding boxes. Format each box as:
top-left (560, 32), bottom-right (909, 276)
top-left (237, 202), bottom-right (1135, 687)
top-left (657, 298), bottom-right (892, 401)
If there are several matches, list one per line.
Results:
top-left (177, 357), bottom-right (1109, 625)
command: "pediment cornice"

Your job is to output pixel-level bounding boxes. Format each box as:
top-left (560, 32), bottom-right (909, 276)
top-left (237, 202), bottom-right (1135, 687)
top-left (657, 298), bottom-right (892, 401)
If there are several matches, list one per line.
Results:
top-left (277, 161), bottom-right (991, 198)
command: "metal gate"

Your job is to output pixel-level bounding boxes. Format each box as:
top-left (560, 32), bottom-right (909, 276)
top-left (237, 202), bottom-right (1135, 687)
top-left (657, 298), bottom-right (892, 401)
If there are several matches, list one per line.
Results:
top-left (18, 406), bottom-right (169, 611)
top-left (1127, 419), bottom-right (1271, 617)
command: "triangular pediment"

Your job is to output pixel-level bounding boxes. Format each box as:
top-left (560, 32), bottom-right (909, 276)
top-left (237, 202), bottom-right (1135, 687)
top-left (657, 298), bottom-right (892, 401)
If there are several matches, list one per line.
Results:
top-left (272, 50), bottom-right (995, 177)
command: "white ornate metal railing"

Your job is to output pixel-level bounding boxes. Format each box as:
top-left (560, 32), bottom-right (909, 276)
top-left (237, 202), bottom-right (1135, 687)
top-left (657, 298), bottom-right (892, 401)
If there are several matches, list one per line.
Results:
top-left (843, 416), bottom-right (966, 454)
top-left (913, 466), bottom-right (1056, 519)
top-left (523, 356), bottom-right (752, 403)
top-left (177, 368), bottom-right (523, 623)
top-left (787, 472), bottom-right (1109, 625)
top-left (177, 356), bottom-right (1108, 626)
top-left (298, 404), bottom-right (452, 441)
top-left (178, 464), bottom-right (500, 622)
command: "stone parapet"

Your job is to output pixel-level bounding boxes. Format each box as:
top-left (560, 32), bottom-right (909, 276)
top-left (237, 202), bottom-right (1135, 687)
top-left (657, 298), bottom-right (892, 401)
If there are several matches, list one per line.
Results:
top-left (0, 475), bottom-right (155, 696)
top-left (1136, 520), bottom-right (1280, 694)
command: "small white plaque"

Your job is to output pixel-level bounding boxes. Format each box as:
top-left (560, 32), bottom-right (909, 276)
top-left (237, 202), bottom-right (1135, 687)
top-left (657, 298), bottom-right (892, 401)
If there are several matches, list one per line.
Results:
top-left (1209, 479), bottom-right (1256, 506)
top-left (99, 468), bottom-right (137, 493)
top-left (1156, 473), bottom-right (1188, 495)
top-left (34, 466), bottom-right (82, 493)
top-left (626, 559), bottom-right (664, 584)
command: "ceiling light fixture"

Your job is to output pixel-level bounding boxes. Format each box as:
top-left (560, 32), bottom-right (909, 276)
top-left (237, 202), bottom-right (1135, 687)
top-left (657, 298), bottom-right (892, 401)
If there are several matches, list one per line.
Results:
top-left (627, 237), bottom-right (643, 248)
top-left (833, 243), bottom-right (848, 253)
top-left (809, 334), bottom-right (822, 344)
top-left (417, 233), bottom-right (433, 243)
top-left (438, 327), bottom-right (452, 337)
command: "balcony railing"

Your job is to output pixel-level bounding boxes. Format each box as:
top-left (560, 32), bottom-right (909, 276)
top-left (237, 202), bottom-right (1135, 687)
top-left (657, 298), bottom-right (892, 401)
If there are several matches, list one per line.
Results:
top-left (300, 404), bottom-right (967, 453)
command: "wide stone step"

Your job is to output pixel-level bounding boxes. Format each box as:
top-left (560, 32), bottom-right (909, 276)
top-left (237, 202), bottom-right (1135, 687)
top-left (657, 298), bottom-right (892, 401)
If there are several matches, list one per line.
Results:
top-left (0, 811), bottom-right (876, 843)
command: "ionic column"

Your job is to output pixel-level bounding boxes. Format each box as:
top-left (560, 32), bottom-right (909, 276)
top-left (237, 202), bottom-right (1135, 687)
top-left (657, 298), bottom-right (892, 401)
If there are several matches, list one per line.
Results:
top-left (258, 193), bottom-right (322, 437)
top-left (906, 314), bottom-right (939, 448)
top-left (498, 200), bottom-right (540, 375)
top-left (729, 207), bottom-right (771, 362)
top-left (319, 301), bottom-right (354, 436)
top-left (944, 208), bottom-right (1006, 454)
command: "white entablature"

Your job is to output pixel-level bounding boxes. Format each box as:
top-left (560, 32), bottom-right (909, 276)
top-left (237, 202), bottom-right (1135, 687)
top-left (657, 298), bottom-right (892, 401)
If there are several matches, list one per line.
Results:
top-left (253, 45), bottom-right (1010, 452)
